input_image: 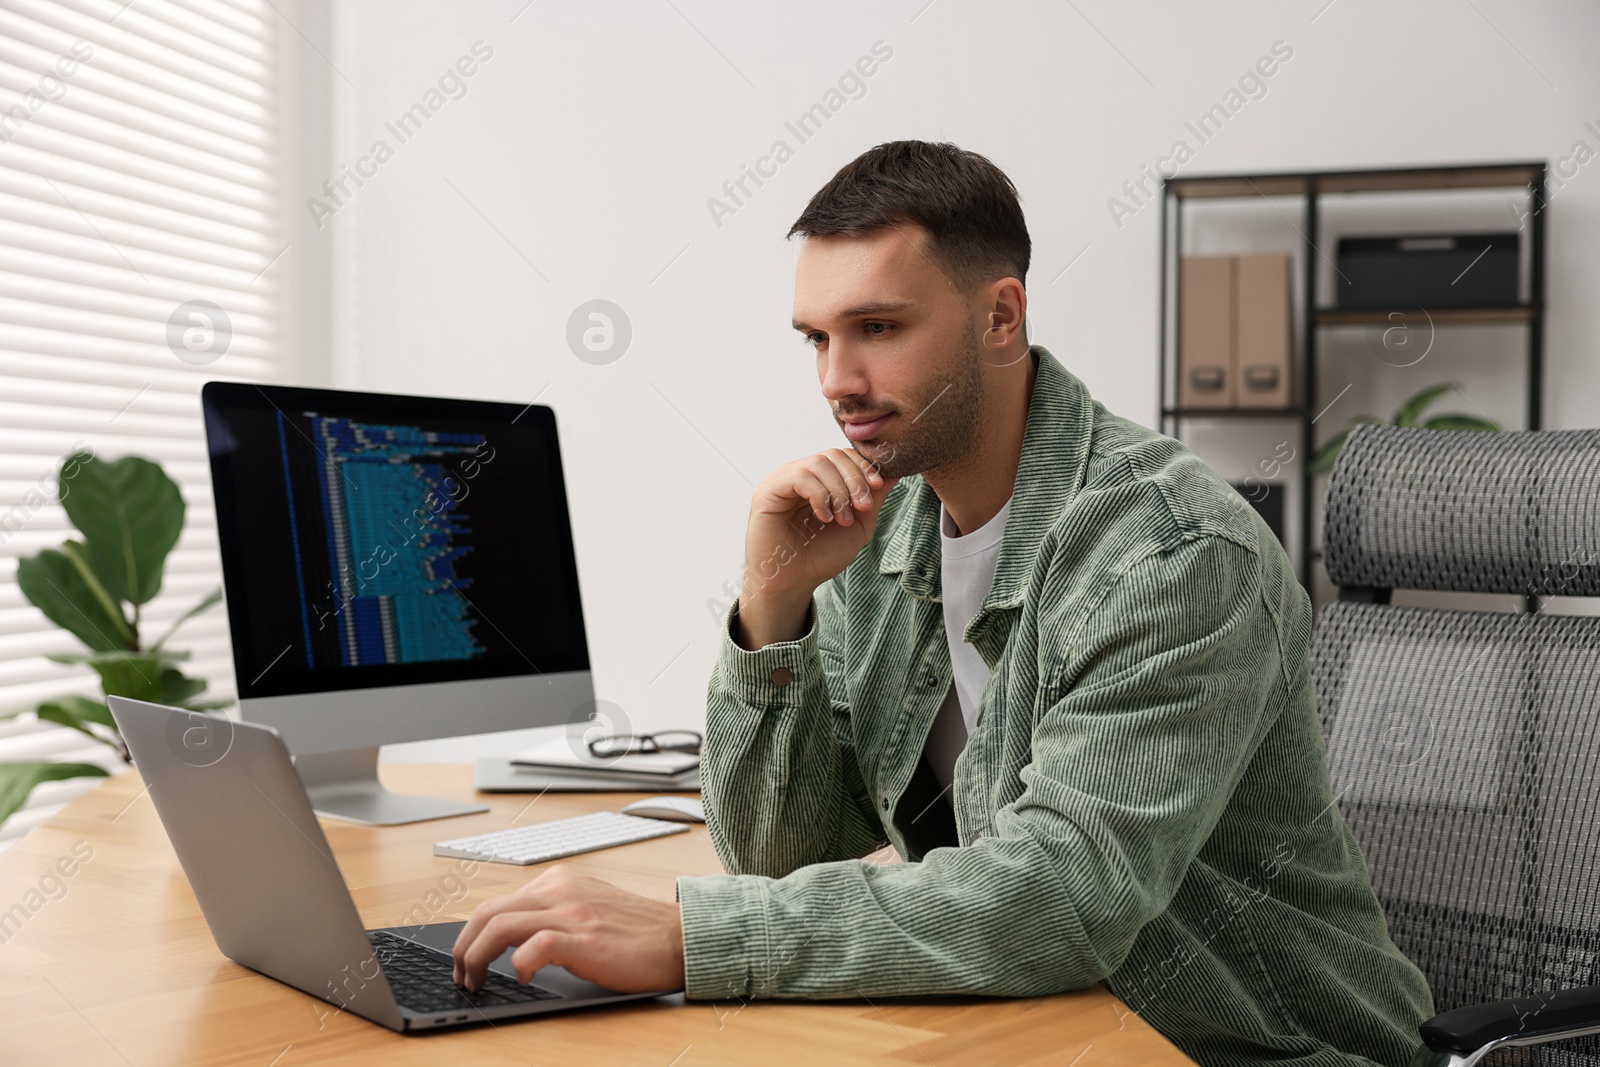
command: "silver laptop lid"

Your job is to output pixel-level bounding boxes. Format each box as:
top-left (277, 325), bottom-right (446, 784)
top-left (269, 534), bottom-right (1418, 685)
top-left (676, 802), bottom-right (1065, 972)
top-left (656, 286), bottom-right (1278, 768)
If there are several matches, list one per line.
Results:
top-left (108, 696), bottom-right (403, 1031)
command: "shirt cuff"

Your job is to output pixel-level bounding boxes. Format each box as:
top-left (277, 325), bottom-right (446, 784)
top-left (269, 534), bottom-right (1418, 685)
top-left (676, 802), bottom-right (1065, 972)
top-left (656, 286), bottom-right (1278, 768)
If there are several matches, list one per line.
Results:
top-left (714, 595), bottom-right (821, 709)
top-left (676, 872), bottom-right (772, 1000)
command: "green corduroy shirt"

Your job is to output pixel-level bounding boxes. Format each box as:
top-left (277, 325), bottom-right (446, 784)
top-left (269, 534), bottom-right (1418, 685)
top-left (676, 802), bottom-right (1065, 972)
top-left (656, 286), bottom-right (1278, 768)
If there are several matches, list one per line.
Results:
top-left (675, 345), bottom-right (1434, 1066)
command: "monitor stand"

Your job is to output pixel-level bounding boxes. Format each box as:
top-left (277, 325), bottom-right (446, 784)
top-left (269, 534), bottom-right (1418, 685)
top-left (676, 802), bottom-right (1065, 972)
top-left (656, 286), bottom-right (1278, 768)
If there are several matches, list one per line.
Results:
top-left (294, 748), bottom-right (489, 825)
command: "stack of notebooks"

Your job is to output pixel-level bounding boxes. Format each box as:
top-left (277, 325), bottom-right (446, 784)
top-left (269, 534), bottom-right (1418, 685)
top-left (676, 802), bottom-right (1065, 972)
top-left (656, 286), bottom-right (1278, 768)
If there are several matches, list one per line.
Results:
top-left (476, 733), bottom-right (700, 793)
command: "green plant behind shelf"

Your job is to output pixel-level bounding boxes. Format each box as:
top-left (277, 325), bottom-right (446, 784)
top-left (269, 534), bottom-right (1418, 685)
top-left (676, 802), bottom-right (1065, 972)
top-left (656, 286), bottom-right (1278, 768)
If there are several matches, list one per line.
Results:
top-left (0, 451), bottom-right (229, 826)
top-left (1310, 382), bottom-right (1502, 475)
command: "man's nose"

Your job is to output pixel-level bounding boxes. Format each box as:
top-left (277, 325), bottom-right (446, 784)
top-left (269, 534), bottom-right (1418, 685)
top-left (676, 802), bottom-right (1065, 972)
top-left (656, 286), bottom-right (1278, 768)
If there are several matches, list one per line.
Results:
top-left (819, 344), bottom-right (869, 402)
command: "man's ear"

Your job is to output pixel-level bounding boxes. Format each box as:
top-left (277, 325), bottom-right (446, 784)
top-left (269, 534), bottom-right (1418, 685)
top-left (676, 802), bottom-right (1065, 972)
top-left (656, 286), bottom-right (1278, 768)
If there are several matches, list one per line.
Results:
top-left (981, 277), bottom-right (1026, 346)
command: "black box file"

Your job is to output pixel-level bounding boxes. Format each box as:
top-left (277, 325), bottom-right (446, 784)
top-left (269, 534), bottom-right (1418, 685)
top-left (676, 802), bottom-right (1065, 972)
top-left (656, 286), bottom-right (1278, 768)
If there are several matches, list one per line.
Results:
top-left (1334, 233), bottom-right (1519, 310)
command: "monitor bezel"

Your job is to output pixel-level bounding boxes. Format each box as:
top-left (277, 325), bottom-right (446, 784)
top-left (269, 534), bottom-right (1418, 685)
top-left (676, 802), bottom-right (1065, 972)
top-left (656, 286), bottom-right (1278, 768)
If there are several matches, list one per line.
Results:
top-left (201, 380), bottom-right (592, 702)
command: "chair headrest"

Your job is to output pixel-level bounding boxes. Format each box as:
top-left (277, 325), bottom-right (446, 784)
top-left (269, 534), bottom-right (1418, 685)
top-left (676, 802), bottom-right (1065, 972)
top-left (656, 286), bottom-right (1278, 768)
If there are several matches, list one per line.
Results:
top-left (1323, 423), bottom-right (1600, 597)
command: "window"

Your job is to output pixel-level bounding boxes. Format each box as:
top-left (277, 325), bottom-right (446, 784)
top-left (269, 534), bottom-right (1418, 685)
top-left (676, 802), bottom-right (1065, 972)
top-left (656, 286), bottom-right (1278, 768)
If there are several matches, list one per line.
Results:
top-left (0, 0), bottom-right (282, 845)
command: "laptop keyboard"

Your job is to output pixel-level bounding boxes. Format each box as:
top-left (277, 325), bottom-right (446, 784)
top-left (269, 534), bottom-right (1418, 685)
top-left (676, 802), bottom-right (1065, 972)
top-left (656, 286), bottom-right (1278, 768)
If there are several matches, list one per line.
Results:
top-left (369, 930), bottom-right (563, 1014)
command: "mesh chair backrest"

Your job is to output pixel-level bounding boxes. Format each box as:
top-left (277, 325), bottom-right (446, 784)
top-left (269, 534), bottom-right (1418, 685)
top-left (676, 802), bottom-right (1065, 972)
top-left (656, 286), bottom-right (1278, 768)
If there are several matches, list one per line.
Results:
top-left (1313, 601), bottom-right (1600, 1013)
top-left (1315, 425), bottom-right (1600, 1062)
top-left (1324, 424), bottom-right (1600, 596)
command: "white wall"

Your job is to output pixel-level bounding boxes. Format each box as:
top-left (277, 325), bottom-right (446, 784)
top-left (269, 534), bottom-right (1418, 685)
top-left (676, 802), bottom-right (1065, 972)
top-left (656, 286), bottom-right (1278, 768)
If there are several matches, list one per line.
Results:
top-left (275, 0), bottom-right (1600, 756)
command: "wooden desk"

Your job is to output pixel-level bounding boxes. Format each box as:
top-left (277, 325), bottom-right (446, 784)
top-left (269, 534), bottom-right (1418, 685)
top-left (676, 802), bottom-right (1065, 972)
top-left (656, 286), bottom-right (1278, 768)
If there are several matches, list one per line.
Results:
top-left (0, 764), bottom-right (1193, 1066)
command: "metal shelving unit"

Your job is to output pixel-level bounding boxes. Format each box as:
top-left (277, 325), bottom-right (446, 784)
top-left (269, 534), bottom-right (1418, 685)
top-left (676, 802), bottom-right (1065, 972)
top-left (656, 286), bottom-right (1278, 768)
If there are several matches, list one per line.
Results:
top-left (1157, 161), bottom-right (1548, 596)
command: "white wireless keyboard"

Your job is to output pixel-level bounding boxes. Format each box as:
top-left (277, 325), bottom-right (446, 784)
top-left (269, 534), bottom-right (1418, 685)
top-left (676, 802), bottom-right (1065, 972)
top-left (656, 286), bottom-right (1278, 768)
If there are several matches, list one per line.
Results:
top-left (433, 811), bottom-right (690, 866)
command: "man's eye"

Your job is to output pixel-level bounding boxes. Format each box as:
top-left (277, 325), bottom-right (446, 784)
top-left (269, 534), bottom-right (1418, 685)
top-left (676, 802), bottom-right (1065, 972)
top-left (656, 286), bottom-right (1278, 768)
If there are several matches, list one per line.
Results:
top-left (800, 332), bottom-right (824, 348)
top-left (864, 322), bottom-right (893, 336)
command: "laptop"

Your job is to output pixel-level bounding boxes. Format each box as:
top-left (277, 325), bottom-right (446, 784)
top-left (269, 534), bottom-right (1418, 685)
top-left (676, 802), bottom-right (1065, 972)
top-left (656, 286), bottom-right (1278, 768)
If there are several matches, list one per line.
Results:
top-left (107, 695), bottom-right (679, 1032)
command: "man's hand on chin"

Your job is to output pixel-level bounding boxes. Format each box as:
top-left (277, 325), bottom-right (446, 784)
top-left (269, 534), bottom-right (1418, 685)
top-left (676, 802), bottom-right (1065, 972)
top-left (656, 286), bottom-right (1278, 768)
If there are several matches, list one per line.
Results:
top-left (451, 865), bottom-right (686, 994)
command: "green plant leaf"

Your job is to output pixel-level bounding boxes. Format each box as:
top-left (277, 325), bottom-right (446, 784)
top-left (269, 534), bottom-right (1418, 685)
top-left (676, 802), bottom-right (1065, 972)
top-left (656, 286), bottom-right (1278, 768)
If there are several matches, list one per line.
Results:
top-left (60, 540), bottom-right (132, 642)
top-left (1393, 383), bottom-right (1459, 428)
top-left (36, 696), bottom-right (118, 746)
top-left (58, 452), bottom-right (185, 607)
top-left (15, 547), bottom-right (134, 652)
top-left (0, 761), bottom-right (109, 827)
top-left (1422, 415), bottom-right (1502, 432)
top-left (67, 653), bottom-right (205, 706)
top-left (82, 654), bottom-right (160, 699)
top-left (149, 587), bottom-right (223, 652)
top-left (156, 670), bottom-right (208, 707)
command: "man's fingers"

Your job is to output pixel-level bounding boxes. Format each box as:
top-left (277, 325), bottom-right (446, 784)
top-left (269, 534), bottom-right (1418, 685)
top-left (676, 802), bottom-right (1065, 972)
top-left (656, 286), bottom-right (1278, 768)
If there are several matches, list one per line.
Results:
top-left (804, 458), bottom-right (857, 524)
top-left (452, 898), bottom-right (506, 979)
top-left (822, 450), bottom-right (875, 508)
top-left (840, 447), bottom-right (885, 482)
top-left (839, 445), bottom-right (892, 482)
top-left (439, 871), bottom-right (683, 997)
top-left (836, 448), bottom-right (897, 500)
top-left (510, 929), bottom-right (575, 984)
top-left (792, 469), bottom-right (842, 523)
top-left (457, 910), bottom-right (555, 991)
top-left (451, 892), bottom-right (531, 980)
top-left (451, 867), bottom-right (584, 981)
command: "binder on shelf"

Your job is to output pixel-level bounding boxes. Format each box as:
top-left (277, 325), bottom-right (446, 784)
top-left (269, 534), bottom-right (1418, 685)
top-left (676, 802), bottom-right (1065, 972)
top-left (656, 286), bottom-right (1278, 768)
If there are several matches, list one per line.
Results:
top-left (1179, 253), bottom-right (1294, 411)
top-left (1179, 255), bottom-right (1235, 409)
top-left (1235, 253), bottom-right (1293, 409)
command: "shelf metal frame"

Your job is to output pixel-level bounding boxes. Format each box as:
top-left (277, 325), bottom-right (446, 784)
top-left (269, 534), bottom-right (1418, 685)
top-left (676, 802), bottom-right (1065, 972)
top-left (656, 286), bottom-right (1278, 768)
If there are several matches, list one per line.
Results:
top-left (1157, 161), bottom-right (1547, 597)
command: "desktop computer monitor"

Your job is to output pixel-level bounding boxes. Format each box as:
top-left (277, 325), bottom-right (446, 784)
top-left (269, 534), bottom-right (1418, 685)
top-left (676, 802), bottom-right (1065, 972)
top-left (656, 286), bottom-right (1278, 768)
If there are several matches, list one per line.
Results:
top-left (201, 382), bottom-right (594, 825)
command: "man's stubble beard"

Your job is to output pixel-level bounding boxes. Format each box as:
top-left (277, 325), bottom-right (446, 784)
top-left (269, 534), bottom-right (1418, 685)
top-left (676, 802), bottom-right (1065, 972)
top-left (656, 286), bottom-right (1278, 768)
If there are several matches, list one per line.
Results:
top-left (855, 321), bottom-right (986, 482)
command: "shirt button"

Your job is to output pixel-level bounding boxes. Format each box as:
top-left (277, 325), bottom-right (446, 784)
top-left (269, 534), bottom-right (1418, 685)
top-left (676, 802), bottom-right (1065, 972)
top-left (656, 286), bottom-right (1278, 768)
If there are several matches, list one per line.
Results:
top-left (770, 667), bottom-right (793, 686)
top-left (925, 673), bottom-right (938, 687)
top-left (881, 797), bottom-right (890, 810)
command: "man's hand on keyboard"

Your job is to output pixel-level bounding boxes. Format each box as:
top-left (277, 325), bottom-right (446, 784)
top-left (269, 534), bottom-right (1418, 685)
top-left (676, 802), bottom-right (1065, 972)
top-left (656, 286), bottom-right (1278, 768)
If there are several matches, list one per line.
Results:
top-left (451, 865), bottom-right (684, 994)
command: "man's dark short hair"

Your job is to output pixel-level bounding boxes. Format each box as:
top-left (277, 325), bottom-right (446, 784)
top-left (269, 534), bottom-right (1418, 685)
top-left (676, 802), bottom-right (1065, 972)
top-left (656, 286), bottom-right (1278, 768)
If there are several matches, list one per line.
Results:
top-left (787, 140), bottom-right (1030, 296)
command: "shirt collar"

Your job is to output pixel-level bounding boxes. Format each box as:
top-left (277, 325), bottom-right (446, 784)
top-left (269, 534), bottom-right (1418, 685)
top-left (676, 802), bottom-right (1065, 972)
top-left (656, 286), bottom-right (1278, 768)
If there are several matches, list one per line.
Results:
top-left (878, 344), bottom-right (1095, 621)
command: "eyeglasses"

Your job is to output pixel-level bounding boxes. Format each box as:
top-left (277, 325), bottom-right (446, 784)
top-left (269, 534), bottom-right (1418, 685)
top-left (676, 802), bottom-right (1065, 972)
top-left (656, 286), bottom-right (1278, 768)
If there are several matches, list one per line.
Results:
top-left (586, 730), bottom-right (703, 760)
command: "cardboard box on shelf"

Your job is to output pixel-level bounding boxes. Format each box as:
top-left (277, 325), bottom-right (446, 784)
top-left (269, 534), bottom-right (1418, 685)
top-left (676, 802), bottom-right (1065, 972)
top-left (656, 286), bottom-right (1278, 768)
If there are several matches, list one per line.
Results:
top-left (1179, 255), bottom-right (1235, 408)
top-left (1235, 253), bottom-right (1293, 408)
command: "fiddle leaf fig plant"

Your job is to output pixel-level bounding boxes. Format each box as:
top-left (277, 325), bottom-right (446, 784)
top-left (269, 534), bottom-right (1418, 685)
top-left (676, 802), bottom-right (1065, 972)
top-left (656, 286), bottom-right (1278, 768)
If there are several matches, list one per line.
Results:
top-left (1311, 381), bottom-right (1501, 475)
top-left (0, 451), bottom-right (229, 827)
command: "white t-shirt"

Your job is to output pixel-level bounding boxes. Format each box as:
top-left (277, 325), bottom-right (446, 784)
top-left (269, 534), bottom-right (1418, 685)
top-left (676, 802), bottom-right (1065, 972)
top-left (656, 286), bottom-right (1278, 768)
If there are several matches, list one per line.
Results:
top-left (922, 494), bottom-right (1012, 796)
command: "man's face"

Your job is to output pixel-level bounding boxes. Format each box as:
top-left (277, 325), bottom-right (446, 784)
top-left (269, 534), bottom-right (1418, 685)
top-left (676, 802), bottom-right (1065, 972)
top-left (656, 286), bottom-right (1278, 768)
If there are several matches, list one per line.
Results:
top-left (791, 224), bottom-right (987, 481)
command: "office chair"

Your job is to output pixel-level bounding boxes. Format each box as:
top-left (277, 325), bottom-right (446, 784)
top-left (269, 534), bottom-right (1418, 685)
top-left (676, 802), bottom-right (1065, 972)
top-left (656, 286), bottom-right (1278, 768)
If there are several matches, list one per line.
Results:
top-left (1312, 423), bottom-right (1600, 1067)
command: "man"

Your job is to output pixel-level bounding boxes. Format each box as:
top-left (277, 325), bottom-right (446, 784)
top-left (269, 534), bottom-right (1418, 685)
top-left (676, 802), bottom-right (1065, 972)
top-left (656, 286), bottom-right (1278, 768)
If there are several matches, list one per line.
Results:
top-left (454, 140), bottom-right (1435, 1066)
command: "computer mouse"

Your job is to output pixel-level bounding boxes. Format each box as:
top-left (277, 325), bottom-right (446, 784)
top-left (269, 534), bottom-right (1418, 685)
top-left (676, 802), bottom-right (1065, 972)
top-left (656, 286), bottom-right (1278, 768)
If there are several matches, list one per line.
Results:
top-left (620, 797), bottom-right (705, 823)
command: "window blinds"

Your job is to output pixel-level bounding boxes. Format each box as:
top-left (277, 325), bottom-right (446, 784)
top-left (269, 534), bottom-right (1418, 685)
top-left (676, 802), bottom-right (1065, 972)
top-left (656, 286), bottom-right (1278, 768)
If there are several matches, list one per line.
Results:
top-left (0, 0), bottom-right (281, 845)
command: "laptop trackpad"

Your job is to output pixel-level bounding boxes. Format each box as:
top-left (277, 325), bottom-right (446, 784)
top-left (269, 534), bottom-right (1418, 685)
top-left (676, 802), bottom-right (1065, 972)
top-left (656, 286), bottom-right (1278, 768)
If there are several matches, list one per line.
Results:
top-left (377, 921), bottom-right (626, 1001)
